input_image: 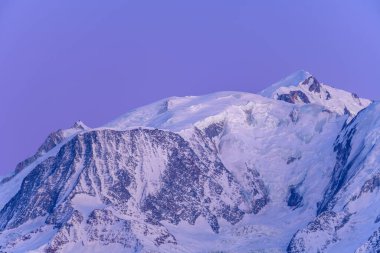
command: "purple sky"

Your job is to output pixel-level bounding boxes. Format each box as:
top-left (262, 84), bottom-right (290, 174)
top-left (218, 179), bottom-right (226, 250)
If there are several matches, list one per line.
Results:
top-left (1, 0), bottom-right (380, 176)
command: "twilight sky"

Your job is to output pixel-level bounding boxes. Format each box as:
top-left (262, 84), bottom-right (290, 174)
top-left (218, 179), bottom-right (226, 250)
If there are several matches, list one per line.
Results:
top-left (0, 0), bottom-right (380, 176)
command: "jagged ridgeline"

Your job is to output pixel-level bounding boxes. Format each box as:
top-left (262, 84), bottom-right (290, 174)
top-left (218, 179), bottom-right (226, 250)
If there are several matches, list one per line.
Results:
top-left (1, 71), bottom-right (379, 253)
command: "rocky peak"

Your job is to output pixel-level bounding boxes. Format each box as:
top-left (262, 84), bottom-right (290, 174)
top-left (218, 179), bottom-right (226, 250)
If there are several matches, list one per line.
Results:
top-left (72, 120), bottom-right (89, 130)
top-left (260, 70), bottom-right (312, 97)
top-left (301, 76), bottom-right (321, 93)
top-left (261, 70), bottom-right (371, 117)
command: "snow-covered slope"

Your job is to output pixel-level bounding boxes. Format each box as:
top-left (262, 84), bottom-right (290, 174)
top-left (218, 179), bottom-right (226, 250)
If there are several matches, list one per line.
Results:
top-left (0, 71), bottom-right (377, 253)
top-left (287, 102), bottom-right (380, 253)
top-left (261, 70), bottom-right (371, 117)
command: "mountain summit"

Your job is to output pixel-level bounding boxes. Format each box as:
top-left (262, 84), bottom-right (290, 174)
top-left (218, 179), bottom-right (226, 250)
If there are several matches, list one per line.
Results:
top-left (261, 70), bottom-right (371, 117)
top-left (0, 72), bottom-right (378, 253)
top-left (261, 70), bottom-right (313, 96)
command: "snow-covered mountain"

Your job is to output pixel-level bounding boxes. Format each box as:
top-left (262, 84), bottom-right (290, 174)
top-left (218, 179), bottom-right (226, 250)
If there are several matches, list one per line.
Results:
top-left (0, 71), bottom-right (377, 253)
top-left (261, 70), bottom-right (371, 117)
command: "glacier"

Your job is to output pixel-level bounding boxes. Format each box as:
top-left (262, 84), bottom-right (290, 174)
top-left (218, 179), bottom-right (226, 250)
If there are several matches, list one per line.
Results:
top-left (0, 71), bottom-right (378, 253)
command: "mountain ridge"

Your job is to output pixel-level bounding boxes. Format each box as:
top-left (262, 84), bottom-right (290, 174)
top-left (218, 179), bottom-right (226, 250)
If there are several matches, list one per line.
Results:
top-left (261, 70), bottom-right (372, 117)
top-left (0, 71), bottom-right (378, 253)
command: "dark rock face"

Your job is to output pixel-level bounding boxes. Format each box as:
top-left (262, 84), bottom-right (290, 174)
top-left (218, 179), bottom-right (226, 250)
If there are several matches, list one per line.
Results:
top-left (277, 94), bottom-right (294, 104)
top-left (204, 121), bottom-right (225, 139)
top-left (287, 157), bottom-right (297, 164)
top-left (141, 137), bottom-right (205, 226)
top-left (357, 227), bottom-right (380, 252)
top-left (317, 125), bottom-right (357, 214)
top-left (351, 173), bottom-right (380, 202)
top-left (287, 211), bottom-right (351, 253)
top-left (0, 127), bottom-right (269, 250)
top-left (326, 91), bottom-right (332, 100)
top-left (239, 166), bottom-right (269, 215)
top-left (278, 91), bottom-right (310, 104)
top-left (301, 76), bottom-right (321, 93)
top-left (141, 129), bottom-right (268, 233)
top-left (292, 91), bottom-right (311, 104)
top-left (287, 155), bottom-right (301, 164)
top-left (360, 174), bottom-right (380, 194)
top-left (344, 107), bottom-right (352, 116)
top-left (287, 185), bottom-right (303, 209)
top-left (0, 157), bottom-right (67, 231)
